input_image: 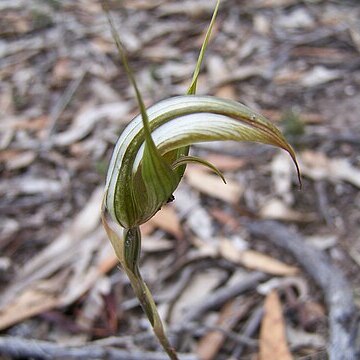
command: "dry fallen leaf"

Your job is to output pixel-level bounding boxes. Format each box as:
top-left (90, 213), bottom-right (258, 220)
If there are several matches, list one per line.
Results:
top-left (148, 204), bottom-right (183, 239)
top-left (286, 326), bottom-right (326, 351)
top-left (0, 177), bottom-right (63, 197)
top-left (262, 109), bottom-right (324, 124)
top-left (300, 66), bottom-right (342, 87)
top-left (76, 276), bottom-right (111, 331)
top-left (159, 1), bottom-right (217, 17)
top-left (204, 154), bottom-right (246, 172)
top-left (220, 238), bottom-right (298, 276)
top-left (259, 198), bottom-right (316, 222)
top-left (207, 55), bottom-right (229, 86)
top-left (214, 84), bottom-right (238, 100)
top-left (259, 290), bottom-right (293, 360)
top-left (271, 152), bottom-right (295, 204)
top-left (0, 276), bottom-right (66, 331)
top-left (187, 206), bottom-right (215, 242)
top-left (122, 0), bottom-right (164, 10)
top-left (52, 58), bottom-right (73, 83)
top-left (52, 102), bottom-right (130, 147)
top-left (300, 150), bottom-right (360, 188)
top-left (277, 8), bottom-right (314, 29)
top-left (170, 268), bottom-right (226, 324)
top-left (0, 150), bottom-right (36, 170)
top-left (0, 188), bottom-right (110, 319)
top-left (196, 298), bottom-right (252, 360)
top-left (185, 167), bottom-right (243, 204)
top-left (209, 207), bottom-right (240, 230)
top-left (142, 236), bottom-right (174, 252)
top-left (191, 237), bottom-right (219, 258)
top-left (250, 0), bottom-right (299, 9)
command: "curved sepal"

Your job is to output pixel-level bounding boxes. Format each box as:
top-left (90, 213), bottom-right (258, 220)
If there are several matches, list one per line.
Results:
top-left (172, 155), bottom-right (226, 184)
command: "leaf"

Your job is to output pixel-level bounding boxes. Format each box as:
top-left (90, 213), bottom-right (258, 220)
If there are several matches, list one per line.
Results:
top-left (187, 0), bottom-right (220, 95)
top-left (102, 1), bottom-right (178, 229)
top-left (186, 167), bottom-right (242, 204)
top-left (300, 66), bottom-right (342, 87)
top-left (220, 238), bottom-right (298, 276)
top-left (0, 279), bottom-right (62, 331)
top-left (53, 103), bottom-right (130, 147)
top-left (271, 152), bottom-right (294, 204)
top-left (142, 236), bottom-right (174, 252)
top-left (170, 268), bottom-right (226, 324)
top-left (259, 290), bottom-right (293, 360)
top-left (148, 204), bottom-right (183, 240)
top-left (196, 298), bottom-right (252, 360)
top-left (299, 150), bottom-right (360, 188)
top-left (259, 199), bottom-right (316, 222)
top-left (177, 0), bottom-right (220, 183)
top-left (203, 153), bottom-right (246, 171)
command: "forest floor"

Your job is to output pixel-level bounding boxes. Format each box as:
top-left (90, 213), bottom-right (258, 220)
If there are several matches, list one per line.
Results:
top-left (1, 0), bottom-right (360, 359)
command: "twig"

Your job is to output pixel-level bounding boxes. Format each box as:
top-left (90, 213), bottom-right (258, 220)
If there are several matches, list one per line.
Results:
top-left (230, 306), bottom-right (263, 359)
top-left (171, 272), bottom-right (267, 348)
top-left (199, 324), bottom-right (258, 348)
top-left (181, 271), bottom-right (267, 323)
top-left (0, 336), bottom-right (196, 360)
top-left (47, 69), bottom-right (87, 137)
top-left (315, 181), bottom-right (333, 225)
top-left (246, 220), bottom-right (360, 360)
top-left (179, 321), bottom-right (258, 347)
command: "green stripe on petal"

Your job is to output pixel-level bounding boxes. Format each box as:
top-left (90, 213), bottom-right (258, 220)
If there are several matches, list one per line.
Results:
top-left (106, 95), bottom-right (300, 229)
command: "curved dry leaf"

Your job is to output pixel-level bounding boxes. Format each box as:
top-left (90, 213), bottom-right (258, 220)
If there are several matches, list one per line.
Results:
top-left (53, 103), bottom-right (130, 146)
top-left (148, 204), bottom-right (183, 240)
top-left (220, 238), bottom-right (298, 276)
top-left (260, 199), bottom-right (316, 222)
top-left (300, 150), bottom-right (360, 188)
top-left (185, 167), bottom-right (243, 204)
top-left (260, 290), bottom-right (292, 360)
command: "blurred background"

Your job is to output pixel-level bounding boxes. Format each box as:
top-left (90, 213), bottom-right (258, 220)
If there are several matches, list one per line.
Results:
top-left (1, 0), bottom-right (360, 359)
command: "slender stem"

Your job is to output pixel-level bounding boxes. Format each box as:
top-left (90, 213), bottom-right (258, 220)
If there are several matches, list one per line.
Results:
top-left (123, 228), bottom-right (179, 360)
top-left (101, 212), bottom-right (178, 359)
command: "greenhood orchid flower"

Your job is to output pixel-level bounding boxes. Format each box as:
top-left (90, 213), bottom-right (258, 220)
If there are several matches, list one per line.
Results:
top-left (101, 1), bottom-right (300, 359)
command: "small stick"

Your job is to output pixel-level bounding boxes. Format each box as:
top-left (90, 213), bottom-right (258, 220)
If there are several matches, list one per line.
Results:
top-left (246, 220), bottom-right (360, 360)
top-left (47, 69), bottom-right (87, 137)
top-left (230, 306), bottom-right (263, 359)
top-left (0, 336), bottom-right (196, 360)
top-left (181, 272), bottom-right (267, 323)
top-left (171, 272), bottom-right (267, 348)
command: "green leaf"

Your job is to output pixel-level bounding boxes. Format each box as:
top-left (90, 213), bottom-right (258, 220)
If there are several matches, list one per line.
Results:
top-left (175, 0), bottom-right (220, 180)
top-left (102, 2), bottom-right (178, 227)
top-left (187, 0), bottom-right (220, 95)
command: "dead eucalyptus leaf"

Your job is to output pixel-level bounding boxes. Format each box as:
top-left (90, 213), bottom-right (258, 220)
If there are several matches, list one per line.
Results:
top-left (300, 151), bottom-right (360, 188)
top-left (220, 238), bottom-right (298, 276)
top-left (186, 168), bottom-right (243, 204)
top-left (259, 290), bottom-right (293, 360)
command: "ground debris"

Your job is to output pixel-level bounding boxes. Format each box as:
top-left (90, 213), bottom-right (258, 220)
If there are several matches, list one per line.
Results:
top-left (1, 0), bottom-right (359, 359)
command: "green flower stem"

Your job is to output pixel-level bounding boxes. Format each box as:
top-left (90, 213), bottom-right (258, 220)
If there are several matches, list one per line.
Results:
top-left (124, 228), bottom-right (178, 360)
top-left (102, 210), bottom-right (178, 359)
